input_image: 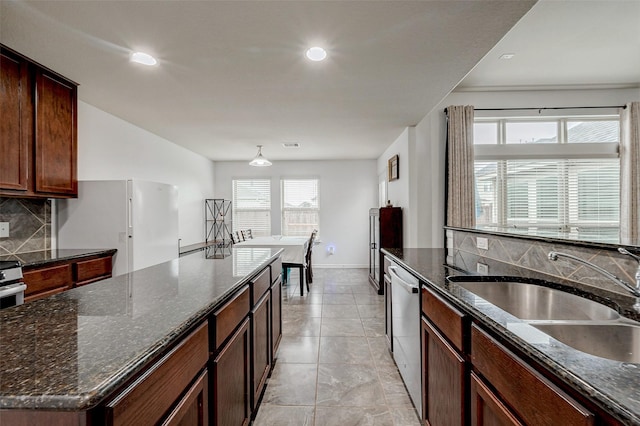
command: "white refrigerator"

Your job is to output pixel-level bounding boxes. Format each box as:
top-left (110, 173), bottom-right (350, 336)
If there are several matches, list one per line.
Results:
top-left (57, 180), bottom-right (179, 277)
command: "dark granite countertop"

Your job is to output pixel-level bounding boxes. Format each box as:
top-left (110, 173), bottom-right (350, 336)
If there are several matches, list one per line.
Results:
top-left (0, 247), bottom-right (282, 411)
top-left (0, 248), bottom-right (117, 268)
top-left (178, 241), bottom-right (217, 256)
top-left (383, 248), bottom-right (640, 426)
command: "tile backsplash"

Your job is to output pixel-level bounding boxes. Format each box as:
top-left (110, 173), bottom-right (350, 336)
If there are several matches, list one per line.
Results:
top-left (0, 197), bottom-right (51, 255)
top-left (447, 228), bottom-right (639, 300)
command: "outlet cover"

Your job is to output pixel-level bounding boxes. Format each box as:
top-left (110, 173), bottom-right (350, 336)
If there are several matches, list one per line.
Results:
top-left (477, 263), bottom-right (489, 275)
top-left (0, 222), bottom-right (9, 238)
top-left (477, 237), bottom-right (489, 250)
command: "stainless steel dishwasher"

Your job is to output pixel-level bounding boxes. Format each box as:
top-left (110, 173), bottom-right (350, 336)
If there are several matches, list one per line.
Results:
top-left (389, 261), bottom-right (421, 418)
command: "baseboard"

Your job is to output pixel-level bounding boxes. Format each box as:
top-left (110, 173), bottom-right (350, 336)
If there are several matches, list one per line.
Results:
top-left (314, 264), bottom-right (368, 269)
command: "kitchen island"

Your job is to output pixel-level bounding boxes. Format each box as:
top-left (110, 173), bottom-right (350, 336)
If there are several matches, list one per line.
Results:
top-left (383, 248), bottom-right (640, 426)
top-left (0, 247), bottom-right (283, 425)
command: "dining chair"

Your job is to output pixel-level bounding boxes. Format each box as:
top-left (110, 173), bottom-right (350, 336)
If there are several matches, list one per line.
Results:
top-left (240, 230), bottom-right (247, 241)
top-left (236, 231), bottom-right (244, 242)
top-left (246, 229), bottom-right (253, 239)
top-left (305, 229), bottom-right (318, 286)
top-left (229, 232), bottom-right (237, 244)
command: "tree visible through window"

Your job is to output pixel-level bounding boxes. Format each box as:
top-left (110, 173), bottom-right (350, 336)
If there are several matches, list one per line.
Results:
top-left (281, 179), bottom-right (319, 237)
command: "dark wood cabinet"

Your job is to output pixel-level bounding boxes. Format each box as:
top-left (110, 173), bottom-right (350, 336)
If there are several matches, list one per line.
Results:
top-left (106, 322), bottom-right (209, 426)
top-left (0, 44), bottom-right (77, 199)
top-left (213, 318), bottom-right (251, 426)
top-left (368, 207), bottom-right (402, 294)
top-left (471, 325), bottom-right (594, 426)
top-left (421, 283), bottom-right (469, 426)
top-left (422, 317), bottom-right (466, 426)
top-left (251, 292), bottom-right (271, 410)
top-left (271, 276), bottom-right (282, 359)
top-left (470, 372), bottom-right (523, 426)
top-left (0, 47), bottom-right (31, 192)
top-left (162, 369), bottom-right (208, 426)
top-left (23, 252), bottom-right (115, 302)
top-left (209, 256), bottom-right (282, 425)
top-left (34, 69), bottom-right (77, 196)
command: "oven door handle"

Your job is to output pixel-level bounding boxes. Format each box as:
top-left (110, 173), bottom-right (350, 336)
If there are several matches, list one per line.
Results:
top-left (0, 283), bottom-right (27, 298)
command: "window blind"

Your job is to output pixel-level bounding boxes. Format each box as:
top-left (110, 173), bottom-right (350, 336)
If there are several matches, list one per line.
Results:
top-left (281, 179), bottom-right (319, 237)
top-left (232, 179), bottom-right (271, 237)
top-left (474, 116), bottom-right (620, 242)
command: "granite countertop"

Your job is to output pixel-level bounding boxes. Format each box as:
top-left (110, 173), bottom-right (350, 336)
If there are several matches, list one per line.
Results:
top-left (0, 248), bottom-right (117, 268)
top-left (0, 247), bottom-right (282, 411)
top-left (383, 248), bottom-right (640, 426)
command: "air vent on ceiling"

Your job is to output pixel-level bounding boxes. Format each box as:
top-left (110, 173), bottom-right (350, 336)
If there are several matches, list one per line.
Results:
top-left (282, 143), bottom-right (300, 148)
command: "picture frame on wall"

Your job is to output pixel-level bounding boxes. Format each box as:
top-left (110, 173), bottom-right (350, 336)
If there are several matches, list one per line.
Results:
top-left (388, 155), bottom-right (399, 181)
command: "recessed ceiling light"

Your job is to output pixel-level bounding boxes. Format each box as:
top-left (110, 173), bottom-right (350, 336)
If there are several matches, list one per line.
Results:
top-left (131, 52), bottom-right (157, 66)
top-left (499, 53), bottom-right (515, 60)
top-left (282, 143), bottom-right (300, 148)
top-left (305, 47), bottom-right (327, 62)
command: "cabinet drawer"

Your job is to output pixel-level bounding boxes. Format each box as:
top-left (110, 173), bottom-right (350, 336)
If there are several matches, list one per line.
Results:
top-left (107, 322), bottom-right (208, 426)
top-left (23, 264), bottom-right (72, 297)
top-left (76, 256), bottom-right (112, 285)
top-left (271, 258), bottom-right (282, 284)
top-left (251, 267), bottom-right (270, 305)
top-left (422, 285), bottom-right (467, 352)
top-left (212, 285), bottom-right (250, 350)
top-left (471, 325), bottom-right (594, 426)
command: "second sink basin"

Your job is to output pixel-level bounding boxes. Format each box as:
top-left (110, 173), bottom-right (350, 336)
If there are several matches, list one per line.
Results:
top-left (533, 323), bottom-right (640, 363)
top-left (454, 280), bottom-right (619, 321)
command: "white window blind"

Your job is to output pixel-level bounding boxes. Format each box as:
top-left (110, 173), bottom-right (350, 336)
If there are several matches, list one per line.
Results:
top-left (232, 179), bottom-right (271, 237)
top-left (474, 116), bottom-right (620, 241)
top-left (281, 179), bottom-right (319, 237)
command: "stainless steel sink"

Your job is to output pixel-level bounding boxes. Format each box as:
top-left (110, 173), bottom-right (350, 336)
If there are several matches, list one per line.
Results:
top-left (533, 323), bottom-right (640, 363)
top-left (454, 281), bottom-right (619, 321)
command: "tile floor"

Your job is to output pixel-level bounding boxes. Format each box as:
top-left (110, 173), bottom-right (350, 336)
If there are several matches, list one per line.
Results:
top-left (253, 268), bottom-right (421, 426)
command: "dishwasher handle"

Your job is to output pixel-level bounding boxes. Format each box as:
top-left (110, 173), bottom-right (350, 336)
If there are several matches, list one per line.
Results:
top-left (388, 266), bottom-right (419, 294)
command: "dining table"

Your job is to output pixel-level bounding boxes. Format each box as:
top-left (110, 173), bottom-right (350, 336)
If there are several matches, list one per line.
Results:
top-left (234, 236), bottom-right (309, 295)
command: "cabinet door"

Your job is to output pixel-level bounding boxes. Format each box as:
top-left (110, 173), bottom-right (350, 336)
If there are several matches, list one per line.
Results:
top-left (422, 318), bottom-right (465, 426)
top-left (252, 292), bottom-right (271, 410)
top-left (271, 278), bottom-right (282, 359)
top-left (471, 325), bottom-right (594, 426)
top-left (213, 318), bottom-right (250, 426)
top-left (0, 48), bottom-right (31, 192)
top-left (34, 69), bottom-right (77, 196)
top-left (162, 370), bottom-right (209, 426)
top-left (470, 372), bottom-right (523, 426)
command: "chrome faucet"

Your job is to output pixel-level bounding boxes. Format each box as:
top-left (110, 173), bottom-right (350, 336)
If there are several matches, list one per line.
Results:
top-left (619, 247), bottom-right (640, 294)
top-left (548, 251), bottom-right (640, 311)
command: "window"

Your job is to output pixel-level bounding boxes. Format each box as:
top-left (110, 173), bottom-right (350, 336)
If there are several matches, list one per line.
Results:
top-left (473, 116), bottom-right (620, 241)
top-left (281, 179), bottom-right (319, 237)
top-left (232, 179), bottom-right (271, 237)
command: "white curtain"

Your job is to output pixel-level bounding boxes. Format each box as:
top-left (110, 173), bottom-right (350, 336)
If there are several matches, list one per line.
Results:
top-left (620, 101), bottom-right (640, 245)
top-left (446, 105), bottom-right (475, 228)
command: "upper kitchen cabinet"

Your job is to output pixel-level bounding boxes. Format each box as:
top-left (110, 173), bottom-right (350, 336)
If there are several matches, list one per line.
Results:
top-left (0, 44), bottom-right (77, 198)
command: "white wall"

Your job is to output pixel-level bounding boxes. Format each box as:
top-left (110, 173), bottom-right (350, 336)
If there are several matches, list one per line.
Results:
top-left (377, 127), bottom-right (417, 247)
top-left (76, 101), bottom-right (216, 246)
top-left (383, 87), bottom-right (640, 249)
top-left (214, 160), bottom-right (377, 268)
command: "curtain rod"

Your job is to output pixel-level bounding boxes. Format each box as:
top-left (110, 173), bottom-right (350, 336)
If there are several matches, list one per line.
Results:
top-left (445, 105), bottom-right (626, 114)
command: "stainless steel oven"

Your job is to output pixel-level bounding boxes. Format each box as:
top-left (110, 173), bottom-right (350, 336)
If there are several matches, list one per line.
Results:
top-left (0, 260), bottom-right (25, 310)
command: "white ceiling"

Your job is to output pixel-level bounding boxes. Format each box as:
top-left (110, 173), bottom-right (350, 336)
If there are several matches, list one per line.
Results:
top-left (3, 1), bottom-right (637, 163)
top-left (457, 0), bottom-right (640, 90)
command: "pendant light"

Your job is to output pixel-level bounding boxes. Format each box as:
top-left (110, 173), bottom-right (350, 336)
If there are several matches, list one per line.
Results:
top-left (249, 145), bottom-right (272, 167)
